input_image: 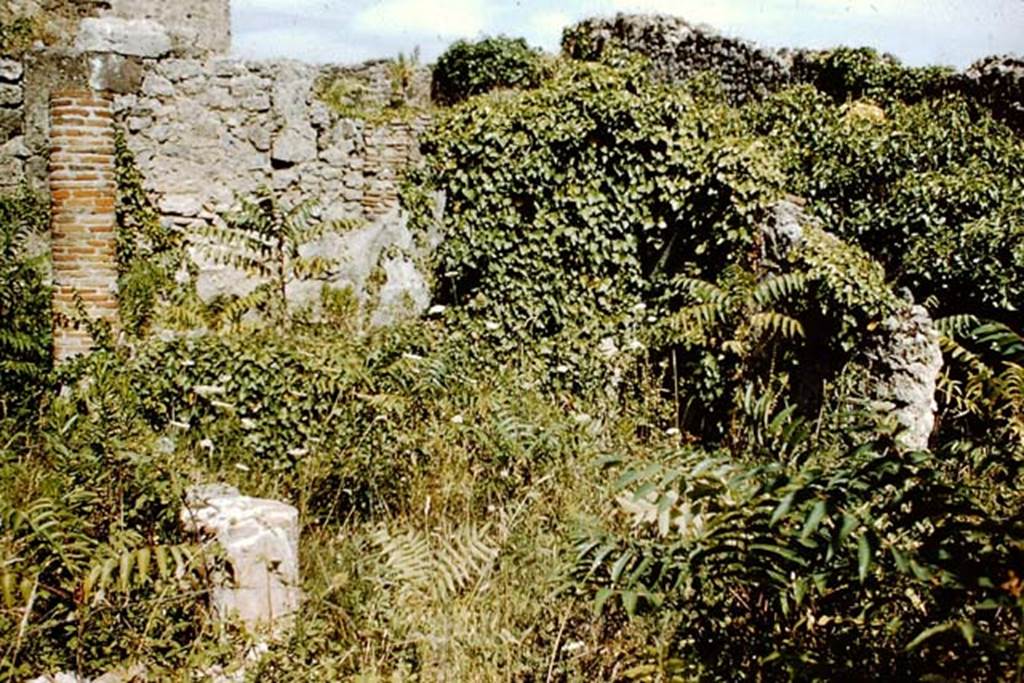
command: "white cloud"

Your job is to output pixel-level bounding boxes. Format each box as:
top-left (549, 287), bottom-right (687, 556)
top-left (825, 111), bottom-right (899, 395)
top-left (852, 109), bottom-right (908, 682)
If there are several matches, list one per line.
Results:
top-left (353, 0), bottom-right (487, 38)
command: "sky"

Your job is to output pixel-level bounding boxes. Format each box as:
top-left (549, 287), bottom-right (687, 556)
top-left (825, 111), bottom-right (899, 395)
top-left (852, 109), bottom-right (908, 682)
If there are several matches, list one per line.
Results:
top-left (232, 0), bottom-right (1024, 69)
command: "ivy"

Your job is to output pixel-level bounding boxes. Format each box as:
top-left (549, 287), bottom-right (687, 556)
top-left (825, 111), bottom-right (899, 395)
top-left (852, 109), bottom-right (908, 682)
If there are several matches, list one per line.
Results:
top-left (414, 57), bottom-right (782, 362)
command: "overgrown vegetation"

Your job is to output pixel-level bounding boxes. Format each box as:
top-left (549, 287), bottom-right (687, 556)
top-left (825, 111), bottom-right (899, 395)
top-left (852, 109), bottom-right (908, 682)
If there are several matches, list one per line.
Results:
top-left (0, 189), bottom-right (50, 418)
top-left (1, 21), bottom-right (1023, 682)
top-left (431, 36), bottom-right (548, 105)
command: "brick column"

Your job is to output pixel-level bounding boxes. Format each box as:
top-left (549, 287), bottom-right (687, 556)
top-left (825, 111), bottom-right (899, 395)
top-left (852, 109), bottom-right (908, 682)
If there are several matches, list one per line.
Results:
top-left (49, 89), bottom-right (118, 361)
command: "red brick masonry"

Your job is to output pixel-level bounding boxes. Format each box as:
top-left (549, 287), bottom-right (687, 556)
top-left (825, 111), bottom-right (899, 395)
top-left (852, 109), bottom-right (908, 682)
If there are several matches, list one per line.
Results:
top-left (49, 89), bottom-right (119, 361)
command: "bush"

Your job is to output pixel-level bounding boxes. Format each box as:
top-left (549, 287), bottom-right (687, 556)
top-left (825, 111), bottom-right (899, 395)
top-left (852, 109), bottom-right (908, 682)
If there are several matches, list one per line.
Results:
top-left (0, 189), bottom-right (51, 417)
top-left (431, 36), bottom-right (547, 105)
top-left (797, 47), bottom-right (957, 105)
top-left (744, 86), bottom-right (1024, 322)
top-left (576, 419), bottom-right (1024, 680)
top-left (417, 58), bottom-right (780, 350)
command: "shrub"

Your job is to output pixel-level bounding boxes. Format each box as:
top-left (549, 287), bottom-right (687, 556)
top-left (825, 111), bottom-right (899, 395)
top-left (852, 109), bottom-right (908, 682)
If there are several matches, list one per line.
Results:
top-left (431, 36), bottom-right (547, 105)
top-left (744, 86), bottom-right (1024, 322)
top-left (576, 414), bottom-right (1024, 679)
top-left (416, 58), bottom-right (780, 352)
top-left (796, 47), bottom-right (957, 105)
top-left (0, 189), bottom-right (51, 417)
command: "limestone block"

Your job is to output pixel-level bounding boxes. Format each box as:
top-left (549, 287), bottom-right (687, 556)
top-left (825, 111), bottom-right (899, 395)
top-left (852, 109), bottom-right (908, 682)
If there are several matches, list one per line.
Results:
top-left (866, 305), bottom-right (944, 451)
top-left (272, 126), bottom-right (317, 166)
top-left (182, 485), bottom-right (301, 635)
top-left (0, 84), bottom-right (23, 106)
top-left (157, 59), bottom-right (203, 82)
top-left (247, 125), bottom-right (272, 152)
top-left (88, 54), bottom-right (143, 94)
top-left (160, 194), bottom-right (203, 217)
top-left (0, 58), bottom-right (23, 83)
top-left (76, 18), bottom-right (172, 59)
top-left (141, 74), bottom-right (175, 98)
top-left (1, 135), bottom-right (29, 159)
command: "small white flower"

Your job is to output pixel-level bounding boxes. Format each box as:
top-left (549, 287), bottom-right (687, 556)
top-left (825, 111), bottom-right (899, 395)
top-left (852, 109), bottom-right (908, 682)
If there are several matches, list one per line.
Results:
top-left (199, 438), bottom-right (214, 451)
top-left (451, 414), bottom-right (465, 425)
top-left (555, 364), bottom-right (570, 373)
top-left (428, 304), bottom-right (447, 316)
top-left (241, 418), bottom-right (258, 429)
top-left (666, 427), bottom-right (681, 436)
top-left (597, 337), bottom-right (618, 359)
top-left (564, 640), bottom-right (585, 653)
top-left (632, 302), bottom-right (647, 312)
top-left (484, 320), bottom-right (501, 332)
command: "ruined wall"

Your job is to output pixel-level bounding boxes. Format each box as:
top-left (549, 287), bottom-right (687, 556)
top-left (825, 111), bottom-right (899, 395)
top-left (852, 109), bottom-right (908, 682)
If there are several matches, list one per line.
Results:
top-left (106, 0), bottom-right (230, 56)
top-left (564, 14), bottom-right (1024, 130)
top-left (563, 14), bottom-right (791, 102)
top-left (112, 56), bottom-right (433, 315)
top-left (0, 56), bottom-right (25, 191)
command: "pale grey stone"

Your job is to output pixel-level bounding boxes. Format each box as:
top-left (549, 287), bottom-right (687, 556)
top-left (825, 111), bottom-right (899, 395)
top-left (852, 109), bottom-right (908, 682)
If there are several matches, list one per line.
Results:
top-left (141, 74), bottom-right (175, 98)
top-left (247, 125), bottom-right (271, 152)
top-left (203, 87), bottom-right (234, 110)
top-left (160, 194), bottom-right (203, 216)
top-left (126, 116), bottom-right (152, 133)
top-left (157, 59), bottom-right (203, 82)
top-left (182, 485), bottom-right (300, 635)
top-left (866, 305), bottom-right (943, 451)
top-left (0, 58), bottom-right (23, 83)
top-left (371, 256), bottom-right (431, 327)
top-left (1, 135), bottom-right (29, 159)
top-left (88, 53), bottom-right (143, 94)
top-left (76, 18), bottom-right (172, 58)
top-left (271, 126), bottom-right (317, 165)
top-left (0, 84), bottom-right (23, 106)
top-left (240, 92), bottom-right (271, 112)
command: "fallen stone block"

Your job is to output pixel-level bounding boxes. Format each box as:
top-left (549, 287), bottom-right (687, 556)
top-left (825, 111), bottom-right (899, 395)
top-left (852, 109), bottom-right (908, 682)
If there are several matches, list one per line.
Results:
top-left (182, 485), bottom-right (301, 636)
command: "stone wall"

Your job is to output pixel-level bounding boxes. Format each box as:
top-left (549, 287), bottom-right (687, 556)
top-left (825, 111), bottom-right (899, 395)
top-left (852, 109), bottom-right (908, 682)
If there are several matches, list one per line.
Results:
top-left (106, 0), bottom-right (230, 56)
top-left (111, 56), bottom-right (433, 314)
top-left (563, 13), bottom-right (1024, 129)
top-left (0, 56), bottom-right (25, 191)
top-left (563, 14), bottom-right (791, 102)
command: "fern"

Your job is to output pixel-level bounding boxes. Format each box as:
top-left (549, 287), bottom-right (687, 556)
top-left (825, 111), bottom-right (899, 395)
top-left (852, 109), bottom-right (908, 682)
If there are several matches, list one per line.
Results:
top-left (372, 523), bottom-right (499, 603)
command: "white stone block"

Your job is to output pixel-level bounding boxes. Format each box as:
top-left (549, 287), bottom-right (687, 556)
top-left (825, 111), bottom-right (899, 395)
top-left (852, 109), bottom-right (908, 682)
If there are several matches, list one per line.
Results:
top-left (182, 485), bottom-right (301, 635)
top-left (76, 18), bottom-right (172, 58)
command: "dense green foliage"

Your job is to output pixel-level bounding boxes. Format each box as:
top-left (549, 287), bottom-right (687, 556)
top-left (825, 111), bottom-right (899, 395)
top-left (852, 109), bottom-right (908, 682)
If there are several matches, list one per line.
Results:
top-left (0, 190), bottom-right (50, 417)
top-left (421, 59), bottom-right (779, 346)
top-left (2, 26), bottom-right (1023, 681)
top-left (431, 36), bottom-right (548, 105)
top-left (745, 86), bottom-right (1024, 322)
top-left (797, 47), bottom-right (957, 104)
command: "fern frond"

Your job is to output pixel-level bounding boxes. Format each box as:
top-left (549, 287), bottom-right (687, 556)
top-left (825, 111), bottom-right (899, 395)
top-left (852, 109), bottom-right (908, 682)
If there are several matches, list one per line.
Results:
top-left (752, 272), bottom-right (808, 308)
top-left (749, 312), bottom-right (805, 340)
